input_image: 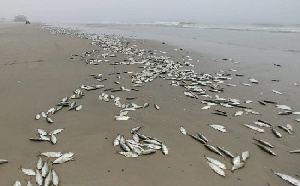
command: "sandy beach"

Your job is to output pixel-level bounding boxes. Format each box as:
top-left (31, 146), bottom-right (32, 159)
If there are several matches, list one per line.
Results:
top-left (0, 22), bottom-right (299, 185)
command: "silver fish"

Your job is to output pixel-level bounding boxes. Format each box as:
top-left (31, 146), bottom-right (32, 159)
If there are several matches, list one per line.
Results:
top-left (120, 143), bottom-right (131, 152)
top-left (50, 134), bottom-right (57, 145)
top-left (35, 113), bottom-right (41, 120)
top-left (154, 104), bottom-right (160, 110)
top-left (36, 170), bottom-right (43, 186)
top-left (273, 172), bottom-right (300, 186)
top-left (131, 126), bottom-right (143, 134)
top-left (190, 134), bottom-right (206, 144)
top-left (180, 126), bottom-right (187, 135)
top-left (231, 162), bottom-right (245, 172)
top-left (217, 147), bottom-right (234, 158)
top-left (40, 152), bottom-right (62, 158)
top-left (255, 143), bottom-right (276, 156)
top-left (272, 128), bottom-right (282, 138)
top-left (52, 169), bottom-right (59, 186)
top-left (0, 159), bottom-right (8, 164)
top-left (205, 156), bottom-right (226, 169)
top-left (205, 144), bottom-right (224, 158)
top-left (42, 162), bottom-right (49, 177)
top-left (13, 181), bottom-right (21, 186)
top-left (142, 149), bottom-right (156, 155)
top-left (143, 139), bottom-right (161, 145)
top-left (113, 135), bottom-right (121, 146)
top-left (37, 157), bottom-right (43, 170)
top-left (119, 152), bottom-right (138, 158)
top-left (241, 151), bottom-right (249, 162)
top-left (133, 133), bottom-right (139, 143)
top-left (208, 162), bottom-right (225, 177)
top-left (75, 104), bottom-right (82, 111)
top-left (290, 149), bottom-right (300, 154)
top-left (244, 124), bottom-right (264, 133)
top-left (197, 133), bottom-right (209, 143)
top-left (21, 167), bottom-right (36, 176)
top-left (37, 129), bottom-right (47, 136)
top-left (162, 144), bottom-right (168, 155)
top-left (253, 138), bottom-right (273, 148)
top-left (46, 117), bottom-right (54, 124)
top-left (44, 170), bottom-right (52, 186)
top-left (41, 112), bottom-right (47, 118)
top-left (49, 129), bottom-right (64, 135)
top-left (53, 156), bottom-right (74, 164)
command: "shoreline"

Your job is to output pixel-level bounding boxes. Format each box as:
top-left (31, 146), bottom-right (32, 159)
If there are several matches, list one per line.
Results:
top-left (0, 22), bottom-right (299, 185)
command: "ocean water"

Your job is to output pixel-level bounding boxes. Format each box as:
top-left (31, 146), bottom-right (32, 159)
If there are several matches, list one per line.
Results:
top-left (51, 22), bottom-right (300, 78)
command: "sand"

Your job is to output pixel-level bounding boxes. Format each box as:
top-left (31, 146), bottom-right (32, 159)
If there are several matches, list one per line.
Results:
top-left (0, 22), bottom-right (299, 185)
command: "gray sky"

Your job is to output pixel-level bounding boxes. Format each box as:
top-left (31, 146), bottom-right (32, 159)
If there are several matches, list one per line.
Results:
top-left (1, 0), bottom-right (300, 24)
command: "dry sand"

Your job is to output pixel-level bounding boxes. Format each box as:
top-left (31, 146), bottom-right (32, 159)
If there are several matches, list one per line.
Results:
top-left (0, 22), bottom-right (299, 185)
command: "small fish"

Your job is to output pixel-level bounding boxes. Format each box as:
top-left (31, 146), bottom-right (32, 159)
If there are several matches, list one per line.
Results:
top-left (273, 171), bottom-right (300, 186)
top-left (52, 169), bottom-right (59, 186)
top-left (249, 78), bottom-right (259, 84)
top-left (154, 104), bottom-right (160, 110)
top-left (26, 180), bottom-right (33, 186)
top-left (205, 144), bottom-right (224, 158)
top-left (255, 143), bottom-right (276, 156)
top-left (115, 116), bottom-right (130, 121)
top-left (241, 151), bottom-right (249, 162)
top-left (36, 170), bottom-right (43, 185)
top-left (35, 113), bottom-right (41, 120)
top-left (131, 126), bottom-right (143, 134)
top-left (272, 128), bottom-right (282, 138)
top-left (253, 138), bottom-right (273, 148)
top-left (53, 156), bottom-right (74, 164)
top-left (161, 144), bottom-right (168, 155)
top-left (217, 147), bottom-right (234, 158)
top-left (197, 133), bottom-right (209, 143)
top-left (44, 170), bottom-right (52, 186)
top-left (258, 101), bottom-right (266, 105)
top-left (120, 143), bottom-right (131, 152)
top-left (208, 162), bottom-right (225, 177)
top-left (61, 152), bottom-right (74, 158)
top-left (37, 129), bottom-right (47, 136)
top-left (132, 133), bottom-right (139, 143)
top-left (253, 121), bottom-right (272, 128)
top-left (208, 124), bottom-right (226, 133)
top-left (278, 126), bottom-right (292, 134)
top-left (119, 152), bottom-right (138, 158)
top-left (244, 124), bottom-right (264, 133)
top-left (37, 157), bottom-right (43, 170)
top-left (201, 105), bottom-right (211, 110)
top-left (232, 156), bottom-right (241, 165)
top-left (75, 105), bottom-right (82, 111)
top-left (50, 134), bottom-right (57, 145)
top-left (13, 181), bottom-right (21, 186)
top-left (205, 156), bottom-right (226, 169)
top-left (40, 152), bottom-right (62, 158)
top-left (46, 117), bottom-right (54, 124)
top-left (49, 129), bottom-right (64, 135)
top-left (114, 135), bottom-right (121, 146)
top-left (231, 162), bottom-right (245, 172)
top-left (42, 162), bottom-right (49, 177)
top-left (190, 134), bottom-right (206, 144)
top-left (21, 167), bottom-right (36, 176)
top-left (0, 159), bottom-right (8, 164)
top-left (290, 149), bottom-right (300, 153)
top-left (143, 143), bottom-right (161, 150)
top-left (286, 124), bottom-right (293, 132)
top-left (143, 139), bottom-right (161, 146)
top-left (272, 90), bottom-right (282, 95)
top-left (234, 111), bottom-right (243, 116)
top-left (143, 103), bottom-right (149, 108)
top-left (41, 112), bottom-right (47, 118)
top-left (142, 149), bottom-right (156, 155)
top-left (180, 126), bottom-right (187, 135)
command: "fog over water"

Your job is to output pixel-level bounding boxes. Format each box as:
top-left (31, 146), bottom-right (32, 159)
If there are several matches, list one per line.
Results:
top-left (1, 0), bottom-right (300, 24)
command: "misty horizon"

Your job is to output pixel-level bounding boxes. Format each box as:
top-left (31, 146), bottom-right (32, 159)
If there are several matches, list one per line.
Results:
top-left (1, 0), bottom-right (300, 25)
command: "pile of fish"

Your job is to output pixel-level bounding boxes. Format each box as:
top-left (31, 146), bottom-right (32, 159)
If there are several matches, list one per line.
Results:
top-left (29, 129), bottom-right (64, 145)
top-left (180, 126), bottom-right (250, 176)
top-left (114, 126), bottom-right (168, 157)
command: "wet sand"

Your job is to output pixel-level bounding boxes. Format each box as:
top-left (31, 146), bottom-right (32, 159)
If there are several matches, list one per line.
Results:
top-left (0, 22), bottom-right (299, 185)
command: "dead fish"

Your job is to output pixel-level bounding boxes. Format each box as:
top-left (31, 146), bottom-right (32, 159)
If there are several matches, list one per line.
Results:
top-left (142, 149), bottom-right (156, 155)
top-left (137, 133), bottom-right (149, 140)
top-left (0, 159), bottom-right (8, 164)
top-left (68, 101), bottom-right (77, 110)
top-left (286, 124), bottom-right (293, 132)
top-left (217, 147), bottom-right (234, 158)
top-left (201, 105), bottom-right (211, 110)
top-left (244, 124), bottom-right (264, 133)
top-left (40, 135), bottom-right (50, 141)
top-left (249, 78), bottom-right (259, 84)
top-left (143, 103), bottom-right (149, 108)
top-left (52, 169), bottom-right (59, 186)
top-left (231, 162), bottom-right (245, 172)
top-left (37, 129), bottom-right (47, 136)
top-left (276, 105), bottom-right (292, 110)
top-left (208, 162), bottom-right (225, 177)
top-left (272, 90), bottom-right (283, 95)
top-left (44, 170), bottom-right (52, 186)
top-left (190, 134), bottom-right (206, 144)
top-left (61, 152), bottom-right (74, 158)
top-left (143, 139), bottom-right (161, 146)
top-left (50, 134), bottom-right (57, 145)
top-left (40, 152), bottom-right (62, 158)
top-left (131, 126), bottom-right (143, 134)
top-left (264, 100), bottom-right (277, 104)
top-left (13, 181), bottom-right (21, 186)
top-left (35, 113), bottom-right (41, 120)
top-left (197, 133), bottom-right (209, 143)
top-left (242, 83), bottom-right (252, 87)
top-left (37, 157), bottom-right (43, 170)
top-left (26, 180), bottom-right (33, 186)
top-left (75, 105), bottom-right (82, 111)
top-left (180, 126), bottom-right (187, 135)
top-left (114, 135), bottom-right (121, 146)
top-left (53, 156), bottom-right (74, 164)
top-left (290, 149), bottom-right (300, 153)
top-left (143, 143), bottom-right (161, 150)
top-left (46, 117), bottom-right (54, 124)
top-left (256, 120), bottom-right (273, 127)
top-left (278, 111), bottom-right (292, 115)
top-left (115, 116), bottom-right (130, 121)
top-left (241, 151), bottom-right (249, 162)
top-left (119, 152), bottom-right (138, 158)
top-left (41, 112), bottom-right (47, 118)
top-left (36, 170), bottom-right (43, 186)
top-left (255, 143), bottom-right (276, 156)
top-left (120, 143), bottom-right (131, 152)
top-left (49, 129), bottom-right (64, 135)
top-left (162, 144), bottom-right (168, 155)
top-left (132, 133), bottom-right (139, 143)
top-left (258, 101), bottom-right (266, 105)
top-left (21, 167), bottom-right (36, 176)
top-left (208, 124), bottom-right (226, 133)
top-left (235, 111), bottom-right (243, 116)
top-left (232, 156), bottom-right (241, 165)
top-left (273, 171), bottom-right (300, 186)
top-left (29, 137), bottom-right (48, 142)
top-left (253, 138), bottom-right (274, 148)
top-left (154, 104), bottom-right (160, 110)
top-left (42, 162), bottom-right (49, 177)
top-left (205, 156), bottom-right (226, 169)
top-left (272, 128), bottom-right (282, 138)
top-left (205, 144), bottom-right (224, 158)
top-left (278, 126), bottom-right (292, 134)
